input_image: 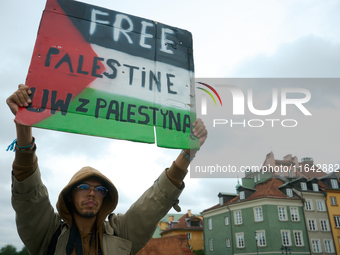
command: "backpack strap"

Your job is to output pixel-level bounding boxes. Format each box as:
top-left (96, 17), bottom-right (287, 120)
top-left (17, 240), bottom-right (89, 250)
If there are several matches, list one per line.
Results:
top-left (46, 222), bottom-right (62, 255)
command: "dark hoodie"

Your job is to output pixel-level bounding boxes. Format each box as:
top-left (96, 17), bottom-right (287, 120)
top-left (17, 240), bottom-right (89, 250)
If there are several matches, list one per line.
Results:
top-left (56, 166), bottom-right (119, 254)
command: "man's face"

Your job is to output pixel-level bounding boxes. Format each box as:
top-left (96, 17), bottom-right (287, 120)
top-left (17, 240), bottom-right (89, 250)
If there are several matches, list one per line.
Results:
top-left (71, 178), bottom-right (105, 219)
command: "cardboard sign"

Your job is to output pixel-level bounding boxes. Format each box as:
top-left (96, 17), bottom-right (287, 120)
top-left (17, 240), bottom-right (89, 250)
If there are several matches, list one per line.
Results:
top-left (15, 0), bottom-right (198, 149)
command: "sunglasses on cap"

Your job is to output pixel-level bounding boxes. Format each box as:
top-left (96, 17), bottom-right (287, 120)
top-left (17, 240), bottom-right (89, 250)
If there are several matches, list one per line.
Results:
top-left (77, 184), bottom-right (108, 198)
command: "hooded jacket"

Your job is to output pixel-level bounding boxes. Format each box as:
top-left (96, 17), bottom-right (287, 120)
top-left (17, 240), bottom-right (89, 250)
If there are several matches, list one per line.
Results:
top-left (12, 148), bottom-right (184, 255)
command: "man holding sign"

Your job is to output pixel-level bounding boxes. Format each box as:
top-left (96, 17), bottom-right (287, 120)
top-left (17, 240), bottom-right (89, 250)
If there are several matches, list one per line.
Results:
top-left (7, 84), bottom-right (207, 255)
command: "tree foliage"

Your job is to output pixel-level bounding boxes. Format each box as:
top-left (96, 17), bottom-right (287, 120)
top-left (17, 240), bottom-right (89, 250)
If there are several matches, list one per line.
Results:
top-left (0, 245), bottom-right (28, 255)
top-left (193, 249), bottom-right (204, 255)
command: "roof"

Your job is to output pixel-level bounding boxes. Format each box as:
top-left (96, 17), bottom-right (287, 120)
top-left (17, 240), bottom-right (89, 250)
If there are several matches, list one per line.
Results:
top-left (153, 213), bottom-right (185, 238)
top-left (203, 177), bottom-right (301, 213)
top-left (136, 235), bottom-right (194, 255)
top-left (218, 192), bottom-right (237, 196)
top-left (319, 172), bottom-right (340, 180)
top-left (237, 185), bottom-right (257, 191)
top-left (251, 178), bottom-right (300, 200)
top-left (158, 213), bottom-right (185, 222)
top-left (318, 180), bottom-right (330, 189)
top-left (161, 213), bottom-right (203, 235)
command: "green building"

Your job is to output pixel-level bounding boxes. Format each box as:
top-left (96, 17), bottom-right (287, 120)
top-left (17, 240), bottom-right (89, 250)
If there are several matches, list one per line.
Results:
top-left (202, 178), bottom-right (311, 254)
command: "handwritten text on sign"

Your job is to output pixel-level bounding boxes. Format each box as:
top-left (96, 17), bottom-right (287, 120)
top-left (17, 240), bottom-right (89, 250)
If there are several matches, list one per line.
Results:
top-left (16, 0), bottom-right (198, 149)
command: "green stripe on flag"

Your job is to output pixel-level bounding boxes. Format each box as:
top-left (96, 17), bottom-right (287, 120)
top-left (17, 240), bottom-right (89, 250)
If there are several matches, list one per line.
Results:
top-left (34, 88), bottom-right (199, 149)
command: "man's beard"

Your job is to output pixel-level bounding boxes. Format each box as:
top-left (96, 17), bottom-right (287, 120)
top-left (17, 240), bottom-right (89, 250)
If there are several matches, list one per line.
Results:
top-left (73, 205), bottom-right (98, 218)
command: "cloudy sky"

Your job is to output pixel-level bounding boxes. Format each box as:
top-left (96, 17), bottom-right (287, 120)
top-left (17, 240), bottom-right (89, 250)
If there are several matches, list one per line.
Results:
top-left (1, 0), bottom-right (339, 249)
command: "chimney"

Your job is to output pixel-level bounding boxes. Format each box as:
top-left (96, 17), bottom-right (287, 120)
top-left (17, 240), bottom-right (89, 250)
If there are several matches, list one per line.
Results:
top-left (302, 157), bottom-right (313, 165)
top-left (284, 154), bottom-right (293, 161)
top-left (188, 209), bottom-right (192, 217)
top-left (169, 215), bottom-right (174, 222)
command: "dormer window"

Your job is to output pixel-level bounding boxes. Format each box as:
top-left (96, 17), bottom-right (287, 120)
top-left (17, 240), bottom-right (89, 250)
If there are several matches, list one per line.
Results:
top-left (189, 220), bottom-right (201, 227)
top-left (240, 191), bottom-right (245, 200)
top-left (331, 179), bottom-right (339, 189)
top-left (286, 188), bottom-right (293, 197)
top-left (312, 183), bottom-right (319, 192)
top-left (219, 196), bottom-right (224, 206)
top-left (301, 182), bottom-right (307, 191)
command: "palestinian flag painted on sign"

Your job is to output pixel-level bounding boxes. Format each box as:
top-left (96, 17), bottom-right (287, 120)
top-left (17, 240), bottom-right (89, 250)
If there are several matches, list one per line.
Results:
top-left (15, 0), bottom-right (198, 149)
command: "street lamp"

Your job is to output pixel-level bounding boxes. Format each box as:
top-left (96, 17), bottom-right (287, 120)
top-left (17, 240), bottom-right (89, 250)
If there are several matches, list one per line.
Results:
top-left (254, 232), bottom-right (258, 255)
top-left (281, 245), bottom-right (292, 254)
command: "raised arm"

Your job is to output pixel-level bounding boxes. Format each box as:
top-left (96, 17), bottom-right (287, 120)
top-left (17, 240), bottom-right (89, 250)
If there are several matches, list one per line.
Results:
top-left (167, 118), bottom-right (208, 188)
top-left (8, 84), bottom-right (60, 255)
top-left (110, 119), bottom-right (208, 254)
top-left (7, 84), bottom-right (33, 147)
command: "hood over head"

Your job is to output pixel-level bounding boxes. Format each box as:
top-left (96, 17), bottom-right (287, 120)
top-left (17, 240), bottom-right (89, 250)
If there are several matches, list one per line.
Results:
top-left (56, 166), bottom-right (118, 227)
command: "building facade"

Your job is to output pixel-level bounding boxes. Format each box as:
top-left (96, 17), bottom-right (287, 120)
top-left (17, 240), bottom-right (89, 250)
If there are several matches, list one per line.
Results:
top-left (319, 172), bottom-right (340, 254)
top-left (202, 178), bottom-right (310, 254)
top-left (153, 213), bottom-right (185, 238)
top-left (291, 177), bottom-right (336, 254)
top-left (161, 210), bottom-right (204, 251)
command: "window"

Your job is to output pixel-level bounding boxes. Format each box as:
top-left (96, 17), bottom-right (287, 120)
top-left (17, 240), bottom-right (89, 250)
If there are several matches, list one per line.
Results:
top-left (289, 171), bottom-right (293, 177)
top-left (330, 197), bottom-right (337, 206)
top-left (256, 231), bottom-right (266, 247)
top-left (209, 239), bottom-right (213, 251)
top-left (226, 238), bottom-right (231, 247)
top-left (311, 239), bottom-right (321, 253)
top-left (312, 183), bottom-right (319, 191)
top-left (324, 240), bottom-right (334, 253)
top-left (331, 179), bottom-right (339, 189)
top-left (281, 230), bottom-right (291, 246)
top-left (190, 220), bottom-right (200, 227)
top-left (254, 207), bottom-right (263, 222)
top-left (278, 207), bottom-right (287, 221)
top-left (254, 175), bottom-right (257, 183)
top-left (320, 219), bottom-right (329, 231)
top-left (208, 218), bottom-right (212, 230)
top-left (334, 216), bottom-right (340, 228)
top-left (300, 182), bottom-right (307, 190)
top-left (317, 201), bottom-right (325, 211)
top-left (187, 233), bottom-right (192, 240)
top-left (240, 191), bottom-right (245, 200)
top-left (286, 188), bottom-right (293, 197)
top-left (235, 211), bottom-right (242, 225)
top-left (305, 200), bottom-right (313, 211)
top-left (290, 207), bottom-right (299, 221)
top-left (308, 219), bottom-right (317, 231)
top-left (258, 173), bottom-right (261, 181)
top-left (293, 231), bottom-right (304, 246)
top-left (280, 169), bottom-right (284, 177)
top-left (225, 216), bottom-right (229, 225)
top-left (236, 233), bottom-right (245, 248)
top-left (219, 196), bottom-right (224, 205)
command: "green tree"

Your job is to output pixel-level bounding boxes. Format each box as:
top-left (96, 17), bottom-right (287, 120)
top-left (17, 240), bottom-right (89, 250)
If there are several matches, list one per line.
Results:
top-left (0, 244), bottom-right (17, 255)
top-left (18, 247), bottom-right (29, 255)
